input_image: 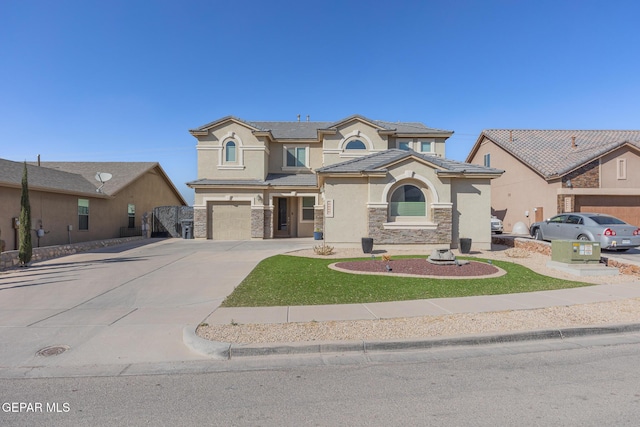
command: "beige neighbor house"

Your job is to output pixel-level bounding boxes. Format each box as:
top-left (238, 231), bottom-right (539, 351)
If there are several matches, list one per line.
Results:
top-left (187, 115), bottom-right (503, 249)
top-left (0, 158), bottom-right (187, 251)
top-left (466, 130), bottom-right (640, 233)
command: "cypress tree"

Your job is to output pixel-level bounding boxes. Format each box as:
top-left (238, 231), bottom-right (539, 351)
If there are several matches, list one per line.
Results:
top-left (18, 161), bottom-right (32, 265)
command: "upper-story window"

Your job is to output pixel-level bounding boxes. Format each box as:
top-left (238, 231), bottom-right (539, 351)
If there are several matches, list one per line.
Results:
top-left (483, 153), bottom-right (491, 167)
top-left (225, 141), bottom-right (237, 162)
top-left (345, 139), bottom-right (366, 150)
top-left (420, 141), bottom-right (432, 153)
top-left (284, 145), bottom-right (308, 169)
top-left (398, 141), bottom-right (411, 151)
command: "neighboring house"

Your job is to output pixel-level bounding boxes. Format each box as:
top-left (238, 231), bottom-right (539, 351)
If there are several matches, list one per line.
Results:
top-left (187, 115), bottom-right (503, 249)
top-left (0, 159), bottom-right (187, 251)
top-left (466, 130), bottom-right (640, 232)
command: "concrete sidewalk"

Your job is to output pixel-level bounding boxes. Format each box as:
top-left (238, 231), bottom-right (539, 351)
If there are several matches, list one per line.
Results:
top-left (204, 282), bottom-right (640, 325)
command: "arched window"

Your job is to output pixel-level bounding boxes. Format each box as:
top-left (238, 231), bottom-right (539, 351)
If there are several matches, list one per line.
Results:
top-left (345, 139), bottom-right (366, 150)
top-left (390, 184), bottom-right (426, 217)
top-left (225, 141), bottom-right (236, 162)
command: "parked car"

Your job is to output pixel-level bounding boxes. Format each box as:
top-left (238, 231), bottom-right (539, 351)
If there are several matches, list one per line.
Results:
top-left (491, 216), bottom-right (503, 234)
top-left (529, 213), bottom-right (640, 251)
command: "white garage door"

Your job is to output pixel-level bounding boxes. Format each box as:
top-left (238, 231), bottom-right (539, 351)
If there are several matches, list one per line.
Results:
top-left (211, 202), bottom-right (251, 240)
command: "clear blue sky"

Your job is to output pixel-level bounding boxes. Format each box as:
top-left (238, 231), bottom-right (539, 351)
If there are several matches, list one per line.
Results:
top-left (2, 0), bottom-right (639, 204)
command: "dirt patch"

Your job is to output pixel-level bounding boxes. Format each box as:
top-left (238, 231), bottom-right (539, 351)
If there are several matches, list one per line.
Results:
top-left (334, 258), bottom-right (500, 277)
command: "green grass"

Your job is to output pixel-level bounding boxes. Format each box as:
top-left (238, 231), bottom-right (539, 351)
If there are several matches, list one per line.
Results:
top-left (221, 255), bottom-right (593, 307)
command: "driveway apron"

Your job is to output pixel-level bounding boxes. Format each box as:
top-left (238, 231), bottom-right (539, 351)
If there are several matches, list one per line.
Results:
top-left (0, 238), bottom-right (312, 374)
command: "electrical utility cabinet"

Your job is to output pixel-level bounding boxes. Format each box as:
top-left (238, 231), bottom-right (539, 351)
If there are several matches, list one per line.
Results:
top-left (551, 240), bottom-right (601, 264)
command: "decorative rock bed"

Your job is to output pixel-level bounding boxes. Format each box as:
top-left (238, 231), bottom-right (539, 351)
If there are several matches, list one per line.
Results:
top-left (332, 258), bottom-right (503, 278)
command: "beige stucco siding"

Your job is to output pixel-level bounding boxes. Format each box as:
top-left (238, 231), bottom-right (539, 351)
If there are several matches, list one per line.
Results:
top-left (0, 167), bottom-right (184, 250)
top-left (322, 121), bottom-right (389, 166)
top-left (196, 122), bottom-right (267, 181)
top-left (470, 138), bottom-right (559, 231)
top-left (450, 179), bottom-right (492, 250)
top-left (600, 146), bottom-right (640, 188)
top-left (323, 177), bottom-right (368, 243)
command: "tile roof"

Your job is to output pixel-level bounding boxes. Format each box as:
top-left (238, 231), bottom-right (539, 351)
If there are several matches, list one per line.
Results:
top-left (190, 115), bottom-right (452, 140)
top-left (186, 173), bottom-right (317, 187)
top-left (479, 130), bottom-right (640, 178)
top-left (316, 149), bottom-right (503, 175)
top-left (0, 158), bottom-right (102, 196)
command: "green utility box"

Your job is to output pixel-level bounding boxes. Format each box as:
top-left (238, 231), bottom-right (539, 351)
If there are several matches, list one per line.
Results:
top-left (551, 240), bottom-right (601, 264)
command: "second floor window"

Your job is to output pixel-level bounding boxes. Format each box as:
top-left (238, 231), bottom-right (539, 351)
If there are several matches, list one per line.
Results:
top-left (286, 146), bottom-right (306, 167)
top-left (483, 153), bottom-right (491, 167)
top-left (225, 141), bottom-right (237, 162)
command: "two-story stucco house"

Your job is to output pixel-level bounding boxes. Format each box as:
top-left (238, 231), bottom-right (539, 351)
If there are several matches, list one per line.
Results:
top-left (466, 130), bottom-right (640, 232)
top-left (187, 115), bottom-right (503, 249)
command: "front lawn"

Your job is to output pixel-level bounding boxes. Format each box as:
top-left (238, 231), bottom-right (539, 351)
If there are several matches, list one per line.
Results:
top-left (221, 255), bottom-right (592, 307)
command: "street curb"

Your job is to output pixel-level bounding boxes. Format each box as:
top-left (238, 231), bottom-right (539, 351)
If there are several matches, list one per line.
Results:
top-left (183, 326), bottom-right (230, 360)
top-left (184, 323), bottom-right (640, 359)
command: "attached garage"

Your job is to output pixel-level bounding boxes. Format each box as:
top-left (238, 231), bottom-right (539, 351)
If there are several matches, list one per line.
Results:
top-left (576, 195), bottom-right (640, 227)
top-left (209, 201), bottom-right (252, 240)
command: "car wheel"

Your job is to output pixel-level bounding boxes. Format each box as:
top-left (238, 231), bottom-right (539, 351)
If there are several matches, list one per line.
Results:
top-left (534, 229), bottom-right (543, 240)
top-left (577, 234), bottom-right (590, 241)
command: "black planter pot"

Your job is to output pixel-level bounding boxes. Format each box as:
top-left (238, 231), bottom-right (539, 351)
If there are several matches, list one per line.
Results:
top-left (459, 238), bottom-right (472, 254)
top-left (361, 237), bottom-right (374, 254)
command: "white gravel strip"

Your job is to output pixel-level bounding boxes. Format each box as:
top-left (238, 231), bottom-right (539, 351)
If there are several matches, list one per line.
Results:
top-left (197, 245), bottom-right (640, 344)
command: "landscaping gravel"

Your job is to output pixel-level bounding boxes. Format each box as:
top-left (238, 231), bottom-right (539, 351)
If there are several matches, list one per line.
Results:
top-left (197, 245), bottom-right (640, 344)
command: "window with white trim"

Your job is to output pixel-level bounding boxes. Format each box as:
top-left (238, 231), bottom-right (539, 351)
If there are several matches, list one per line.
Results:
top-left (345, 139), bottom-right (366, 150)
top-left (398, 141), bottom-right (411, 151)
top-left (420, 141), bottom-right (432, 153)
top-left (284, 145), bottom-right (307, 168)
top-left (78, 199), bottom-right (89, 230)
top-left (390, 184), bottom-right (426, 217)
top-left (301, 197), bottom-right (315, 221)
top-left (225, 140), bottom-right (237, 163)
top-left (483, 153), bottom-right (491, 167)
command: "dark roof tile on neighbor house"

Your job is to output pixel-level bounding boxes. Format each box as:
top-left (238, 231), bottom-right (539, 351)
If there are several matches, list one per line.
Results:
top-left (477, 129), bottom-right (640, 178)
top-left (0, 158), bottom-right (102, 196)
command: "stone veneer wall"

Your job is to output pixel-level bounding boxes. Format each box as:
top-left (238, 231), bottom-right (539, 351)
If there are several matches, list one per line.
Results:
top-left (562, 160), bottom-right (599, 188)
top-left (251, 208), bottom-right (264, 239)
top-left (367, 207), bottom-right (452, 244)
top-left (193, 208), bottom-right (207, 239)
top-left (263, 208), bottom-right (273, 239)
top-left (1, 236), bottom-right (149, 271)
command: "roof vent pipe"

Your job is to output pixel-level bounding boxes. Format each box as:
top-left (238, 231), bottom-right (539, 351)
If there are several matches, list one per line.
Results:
top-left (297, 114), bottom-right (300, 122)
top-left (37, 154), bottom-right (41, 167)
top-left (509, 130), bottom-right (512, 142)
top-left (571, 136), bottom-right (576, 148)
top-left (306, 115), bottom-right (310, 122)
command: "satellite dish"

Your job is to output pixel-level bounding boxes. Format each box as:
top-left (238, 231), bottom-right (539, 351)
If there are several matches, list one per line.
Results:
top-left (95, 172), bottom-right (113, 193)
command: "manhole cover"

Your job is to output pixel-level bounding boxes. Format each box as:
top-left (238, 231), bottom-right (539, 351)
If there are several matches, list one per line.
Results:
top-left (36, 345), bottom-right (70, 357)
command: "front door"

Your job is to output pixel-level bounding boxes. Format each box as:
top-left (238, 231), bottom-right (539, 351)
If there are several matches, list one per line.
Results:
top-left (274, 197), bottom-right (290, 238)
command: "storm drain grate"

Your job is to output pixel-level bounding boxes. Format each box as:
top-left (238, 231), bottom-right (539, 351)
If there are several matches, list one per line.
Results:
top-left (36, 345), bottom-right (70, 357)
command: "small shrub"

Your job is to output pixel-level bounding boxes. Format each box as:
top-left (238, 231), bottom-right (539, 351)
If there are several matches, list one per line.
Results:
top-left (313, 243), bottom-right (335, 256)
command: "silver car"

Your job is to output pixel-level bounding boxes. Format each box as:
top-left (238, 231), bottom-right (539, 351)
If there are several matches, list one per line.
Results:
top-left (491, 216), bottom-right (503, 234)
top-left (530, 213), bottom-right (640, 251)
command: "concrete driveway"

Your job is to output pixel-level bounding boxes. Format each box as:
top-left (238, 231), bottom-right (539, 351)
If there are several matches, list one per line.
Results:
top-left (0, 238), bottom-right (313, 377)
